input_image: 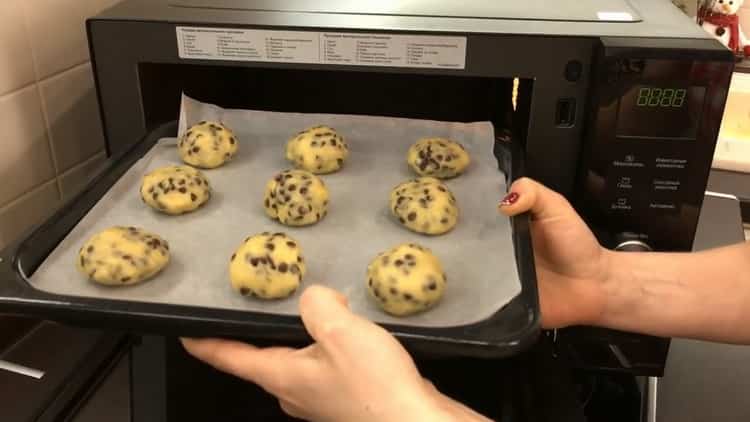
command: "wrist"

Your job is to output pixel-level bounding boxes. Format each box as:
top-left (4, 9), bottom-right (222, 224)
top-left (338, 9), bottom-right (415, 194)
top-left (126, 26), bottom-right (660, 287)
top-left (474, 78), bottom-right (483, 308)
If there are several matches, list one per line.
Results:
top-left (596, 249), bottom-right (635, 329)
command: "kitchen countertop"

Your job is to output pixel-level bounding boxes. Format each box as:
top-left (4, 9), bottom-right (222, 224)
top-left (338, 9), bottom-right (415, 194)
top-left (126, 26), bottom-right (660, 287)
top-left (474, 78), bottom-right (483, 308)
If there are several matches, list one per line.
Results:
top-left (656, 190), bottom-right (750, 422)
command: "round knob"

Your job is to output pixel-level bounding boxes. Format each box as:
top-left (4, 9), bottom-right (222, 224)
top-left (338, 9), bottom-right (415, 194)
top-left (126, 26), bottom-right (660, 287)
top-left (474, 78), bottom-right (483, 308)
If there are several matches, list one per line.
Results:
top-left (614, 240), bottom-right (653, 252)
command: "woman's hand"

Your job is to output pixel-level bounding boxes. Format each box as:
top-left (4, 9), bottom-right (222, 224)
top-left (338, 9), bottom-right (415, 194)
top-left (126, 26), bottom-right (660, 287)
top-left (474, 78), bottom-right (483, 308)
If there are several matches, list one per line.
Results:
top-left (182, 285), bottom-right (491, 422)
top-left (498, 177), bottom-right (612, 328)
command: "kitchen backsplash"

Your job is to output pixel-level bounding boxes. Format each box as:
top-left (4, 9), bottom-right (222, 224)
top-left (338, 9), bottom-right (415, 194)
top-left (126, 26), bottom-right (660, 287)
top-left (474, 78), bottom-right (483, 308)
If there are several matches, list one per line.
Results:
top-left (0, 0), bottom-right (122, 250)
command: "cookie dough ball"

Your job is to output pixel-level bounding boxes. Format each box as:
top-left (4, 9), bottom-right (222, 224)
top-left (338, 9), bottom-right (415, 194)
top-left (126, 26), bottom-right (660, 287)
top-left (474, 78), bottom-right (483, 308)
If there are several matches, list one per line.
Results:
top-left (178, 121), bottom-right (238, 169)
top-left (390, 177), bottom-right (458, 235)
top-left (407, 138), bottom-right (470, 178)
top-left (229, 232), bottom-right (306, 299)
top-left (367, 243), bottom-right (447, 316)
top-left (140, 165), bottom-right (211, 215)
top-left (286, 125), bottom-right (349, 174)
top-left (76, 226), bottom-right (170, 286)
top-left (264, 170), bottom-right (329, 226)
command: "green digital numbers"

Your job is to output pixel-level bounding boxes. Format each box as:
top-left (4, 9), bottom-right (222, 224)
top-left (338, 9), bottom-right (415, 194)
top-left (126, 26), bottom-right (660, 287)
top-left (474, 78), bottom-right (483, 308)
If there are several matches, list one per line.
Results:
top-left (635, 87), bottom-right (687, 108)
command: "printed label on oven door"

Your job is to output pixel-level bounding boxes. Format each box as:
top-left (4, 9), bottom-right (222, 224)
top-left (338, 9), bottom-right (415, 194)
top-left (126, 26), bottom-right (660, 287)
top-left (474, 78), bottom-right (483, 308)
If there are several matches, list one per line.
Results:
top-left (176, 27), bottom-right (467, 70)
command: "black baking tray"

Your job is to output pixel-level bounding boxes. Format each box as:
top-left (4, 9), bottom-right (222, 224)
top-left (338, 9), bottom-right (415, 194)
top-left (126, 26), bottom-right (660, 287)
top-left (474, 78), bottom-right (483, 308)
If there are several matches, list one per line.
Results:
top-left (0, 121), bottom-right (539, 358)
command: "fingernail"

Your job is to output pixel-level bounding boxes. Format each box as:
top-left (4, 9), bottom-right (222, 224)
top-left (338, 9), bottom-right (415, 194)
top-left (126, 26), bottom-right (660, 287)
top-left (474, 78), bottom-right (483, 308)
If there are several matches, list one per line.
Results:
top-left (499, 192), bottom-right (520, 207)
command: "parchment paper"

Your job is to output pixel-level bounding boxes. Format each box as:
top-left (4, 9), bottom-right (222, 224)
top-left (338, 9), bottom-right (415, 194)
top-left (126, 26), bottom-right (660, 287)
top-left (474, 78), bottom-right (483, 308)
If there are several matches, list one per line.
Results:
top-left (29, 95), bottom-right (521, 328)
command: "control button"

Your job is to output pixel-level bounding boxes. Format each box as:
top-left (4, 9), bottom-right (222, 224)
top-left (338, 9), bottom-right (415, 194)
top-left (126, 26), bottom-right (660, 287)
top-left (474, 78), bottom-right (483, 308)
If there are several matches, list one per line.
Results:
top-left (652, 178), bottom-right (681, 193)
top-left (610, 196), bottom-right (634, 212)
top-left (564, 60), bottom-right (583, 82)
top-left (612, 154), bottom-right (646, 169)
top-left (615, 175), bottom-right (634, 190)
top-left (654, 157), bottom-right (688, 170)
top-left (614, 240), bottom-right (653, 252)
top-left (648, 201), bottom-right (679, 214)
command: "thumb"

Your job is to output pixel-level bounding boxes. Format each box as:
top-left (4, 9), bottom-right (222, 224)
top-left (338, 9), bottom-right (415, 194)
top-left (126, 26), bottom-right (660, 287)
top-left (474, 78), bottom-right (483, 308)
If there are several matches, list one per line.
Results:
top-left (497, 177), bottom-right (577, 221)
top-left (298, 285), bottom-right (356, 344)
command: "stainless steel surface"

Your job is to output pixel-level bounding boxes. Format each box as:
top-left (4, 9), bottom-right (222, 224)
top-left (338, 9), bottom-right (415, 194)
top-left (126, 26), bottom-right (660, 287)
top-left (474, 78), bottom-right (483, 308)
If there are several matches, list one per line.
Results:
top-left (614, 240), bottom-right (653, 252)
top-left (98, 0), bottom-right (707, 39)
top-left (171, 0), bottom-right (642, 22)
top-left (0, 359), bottom-right (44, 379)
top-left (655, 192), bottom-right (750, 422)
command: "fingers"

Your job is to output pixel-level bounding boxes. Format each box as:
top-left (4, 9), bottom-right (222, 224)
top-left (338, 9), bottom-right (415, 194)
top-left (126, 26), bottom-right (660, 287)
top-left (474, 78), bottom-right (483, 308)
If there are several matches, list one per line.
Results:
top-left (497, 177), bottom-right (575, 221)
top-left (299, 285), bottom-right (355, 344)
top-left (180, 337), bottom-right (297, 392)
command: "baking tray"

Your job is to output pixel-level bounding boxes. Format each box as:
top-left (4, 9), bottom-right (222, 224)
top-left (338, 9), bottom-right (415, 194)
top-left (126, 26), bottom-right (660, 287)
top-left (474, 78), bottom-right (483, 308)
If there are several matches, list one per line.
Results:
top-left (0, 121), bottom-right (539, 358)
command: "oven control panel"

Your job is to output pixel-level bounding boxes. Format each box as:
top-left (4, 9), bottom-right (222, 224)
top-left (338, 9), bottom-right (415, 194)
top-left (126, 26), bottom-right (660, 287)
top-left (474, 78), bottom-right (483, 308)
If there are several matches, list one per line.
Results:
top-left (578, 40), bottom-right (733, 252)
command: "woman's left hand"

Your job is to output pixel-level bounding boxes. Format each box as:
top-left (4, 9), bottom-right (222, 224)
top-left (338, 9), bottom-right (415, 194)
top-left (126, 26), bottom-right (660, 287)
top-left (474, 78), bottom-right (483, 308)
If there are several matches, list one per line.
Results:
top-left (182, 285), bottom-right (491, 422)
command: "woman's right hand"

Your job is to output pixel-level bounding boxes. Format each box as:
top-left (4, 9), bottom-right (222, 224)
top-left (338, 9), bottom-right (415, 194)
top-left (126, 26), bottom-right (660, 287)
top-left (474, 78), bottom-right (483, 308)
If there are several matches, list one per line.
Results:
top-left (498, 177), bottom-right (612, 328)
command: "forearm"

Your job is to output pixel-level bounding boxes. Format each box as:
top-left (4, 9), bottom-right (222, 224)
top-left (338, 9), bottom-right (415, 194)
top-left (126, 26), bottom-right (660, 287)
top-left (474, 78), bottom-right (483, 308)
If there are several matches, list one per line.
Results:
top-left (599, 241), bottom-right (750, 343)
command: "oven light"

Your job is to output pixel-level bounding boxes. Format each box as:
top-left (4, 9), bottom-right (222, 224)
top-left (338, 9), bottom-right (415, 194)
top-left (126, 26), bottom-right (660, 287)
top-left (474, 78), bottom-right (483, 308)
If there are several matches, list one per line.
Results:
top-left (512, 77), bottom-right (519, 111)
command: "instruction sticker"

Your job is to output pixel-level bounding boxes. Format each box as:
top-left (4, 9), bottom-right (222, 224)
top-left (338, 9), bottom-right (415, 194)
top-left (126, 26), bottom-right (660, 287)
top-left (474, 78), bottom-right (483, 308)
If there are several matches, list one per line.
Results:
top-left (177, 26), bottom-right (467, 70)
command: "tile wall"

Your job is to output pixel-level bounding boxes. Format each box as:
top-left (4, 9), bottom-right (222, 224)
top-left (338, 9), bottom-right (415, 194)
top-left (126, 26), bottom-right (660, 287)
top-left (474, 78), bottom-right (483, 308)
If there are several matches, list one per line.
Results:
top-left (0, 0), bottom-right (122, 250)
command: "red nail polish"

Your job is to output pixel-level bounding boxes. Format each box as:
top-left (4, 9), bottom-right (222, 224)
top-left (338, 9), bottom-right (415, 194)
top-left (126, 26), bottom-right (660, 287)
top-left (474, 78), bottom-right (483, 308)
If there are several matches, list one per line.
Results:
top-left (499, 192), bottom-right (520, 207)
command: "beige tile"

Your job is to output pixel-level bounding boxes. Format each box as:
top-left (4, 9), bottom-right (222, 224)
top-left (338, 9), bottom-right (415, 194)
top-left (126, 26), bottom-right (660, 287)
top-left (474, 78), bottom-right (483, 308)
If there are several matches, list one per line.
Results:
top-left (59, 151), bottom-right (108, 199)
top-left (40, 63), bottom-right (105, 173)
top-left (0, 180), bottom-right (59, 250)
top-left (0, 86), bottom-right (56, 207)
top-left (0, 1), bottom-right (36, 96)
top-left (23, 0), bottom-right (104, 80)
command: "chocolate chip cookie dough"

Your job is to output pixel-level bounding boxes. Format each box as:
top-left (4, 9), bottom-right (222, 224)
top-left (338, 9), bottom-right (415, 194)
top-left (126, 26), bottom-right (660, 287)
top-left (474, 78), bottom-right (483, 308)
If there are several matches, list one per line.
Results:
top-left (286, 125), bottom-right (349, 174)
top-left (178, 121), bottom-right (238, 169)
top-left (76, 226), bottom-right (170, 286)
top-left (407, 137), bottom-right (470, 179)
top-left (390, 177), bottom-right (458, 235)
top-left (229, 232), bottom-right (306, 299)
top-left (264, 169), bottom-right (329, 227)
top-left (366, 243), bottom-right (447, 316)
top-left (140, 165), bottom-right (211, 215)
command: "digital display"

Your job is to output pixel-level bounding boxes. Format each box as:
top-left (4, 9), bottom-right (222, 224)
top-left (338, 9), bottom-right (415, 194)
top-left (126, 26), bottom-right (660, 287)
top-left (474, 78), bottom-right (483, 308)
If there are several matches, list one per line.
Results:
top-left (616, 85), bottom-right (707, 140)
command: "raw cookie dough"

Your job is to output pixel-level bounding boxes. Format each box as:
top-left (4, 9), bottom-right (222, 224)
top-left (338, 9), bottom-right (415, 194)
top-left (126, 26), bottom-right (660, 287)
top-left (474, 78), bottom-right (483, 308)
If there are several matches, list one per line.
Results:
top-left (140, 165), bottom-right (211, 215)
top-left (286, 125), bottom-right (349, 174)
top-left (178, 121), bottom-right (239, 169)
top-left (366, 243), bottom-right (447, 316)
top-left (264, 169), bottom-right (329, 226)
top-left (229, 232), bottom-right (306, 299)
top-left (76, 226), bottom-right (170, 286)
top-left (390, 177), bottom-right (459, 235)
top-left (407, 137), bottom-right (470, 179)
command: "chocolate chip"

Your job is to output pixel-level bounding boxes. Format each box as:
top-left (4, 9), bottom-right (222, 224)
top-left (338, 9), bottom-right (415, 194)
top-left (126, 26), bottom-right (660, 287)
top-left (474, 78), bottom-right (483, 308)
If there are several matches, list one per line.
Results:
top-left (80, 255), bottom-right (85, 266)
top-left (395, 260), bottom-right (403, 267)
top-left (231, 253), bottom-right (236, 261)
top-left (87, 245), bottom-right (94, 253)
top-left (230, 137), bottom-right (236, 145)
top-left (179, 187), bottom-right (187, 194)
top-left (266, 243), bottom-right (275, 251)
top-left (407, 212), bottom-right (417, 222)
top-left (192, 146), bottom-right (200, 153)
top-left (297, 256), bottom-right (302, 263)
top-left (368, 278), bottom-right (373, 286)
top-left (240, 287), bottom-right (250, 296)
top-left (337, 158), bottom-right (343, 167)
top-left (331, 139), bottom-right (337, 146)
top-left (315, 212), bottom-right (321, 220)
top-left (259, 257), bottom-right (267, 265)
top-left (250, 258), bottom-right (259, 266)
top-left (299, 187), bottom-right (308, 195)
top-left (403, 293), bottom-right (413, 301)
top-left (191, 193), bottom-right (198, 201)
top-left (284, 174), bottom-right (293, 179)
top-left (286, 241), bottom-right (296, 248)
top-left (121, 277), bottom-right (131, 283)
top-left (265, 198), bottom-right (270, 208)
top-left (288, 184), bottom-right (296, 192)
top-left (405, 254), bottom-right (414, 260)
top-left (278, 263), bottom-right (288, 273)
top-left (390, 287), bottom-right (398, 295)
top-left (290, 264), bottom-right (300, 274)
